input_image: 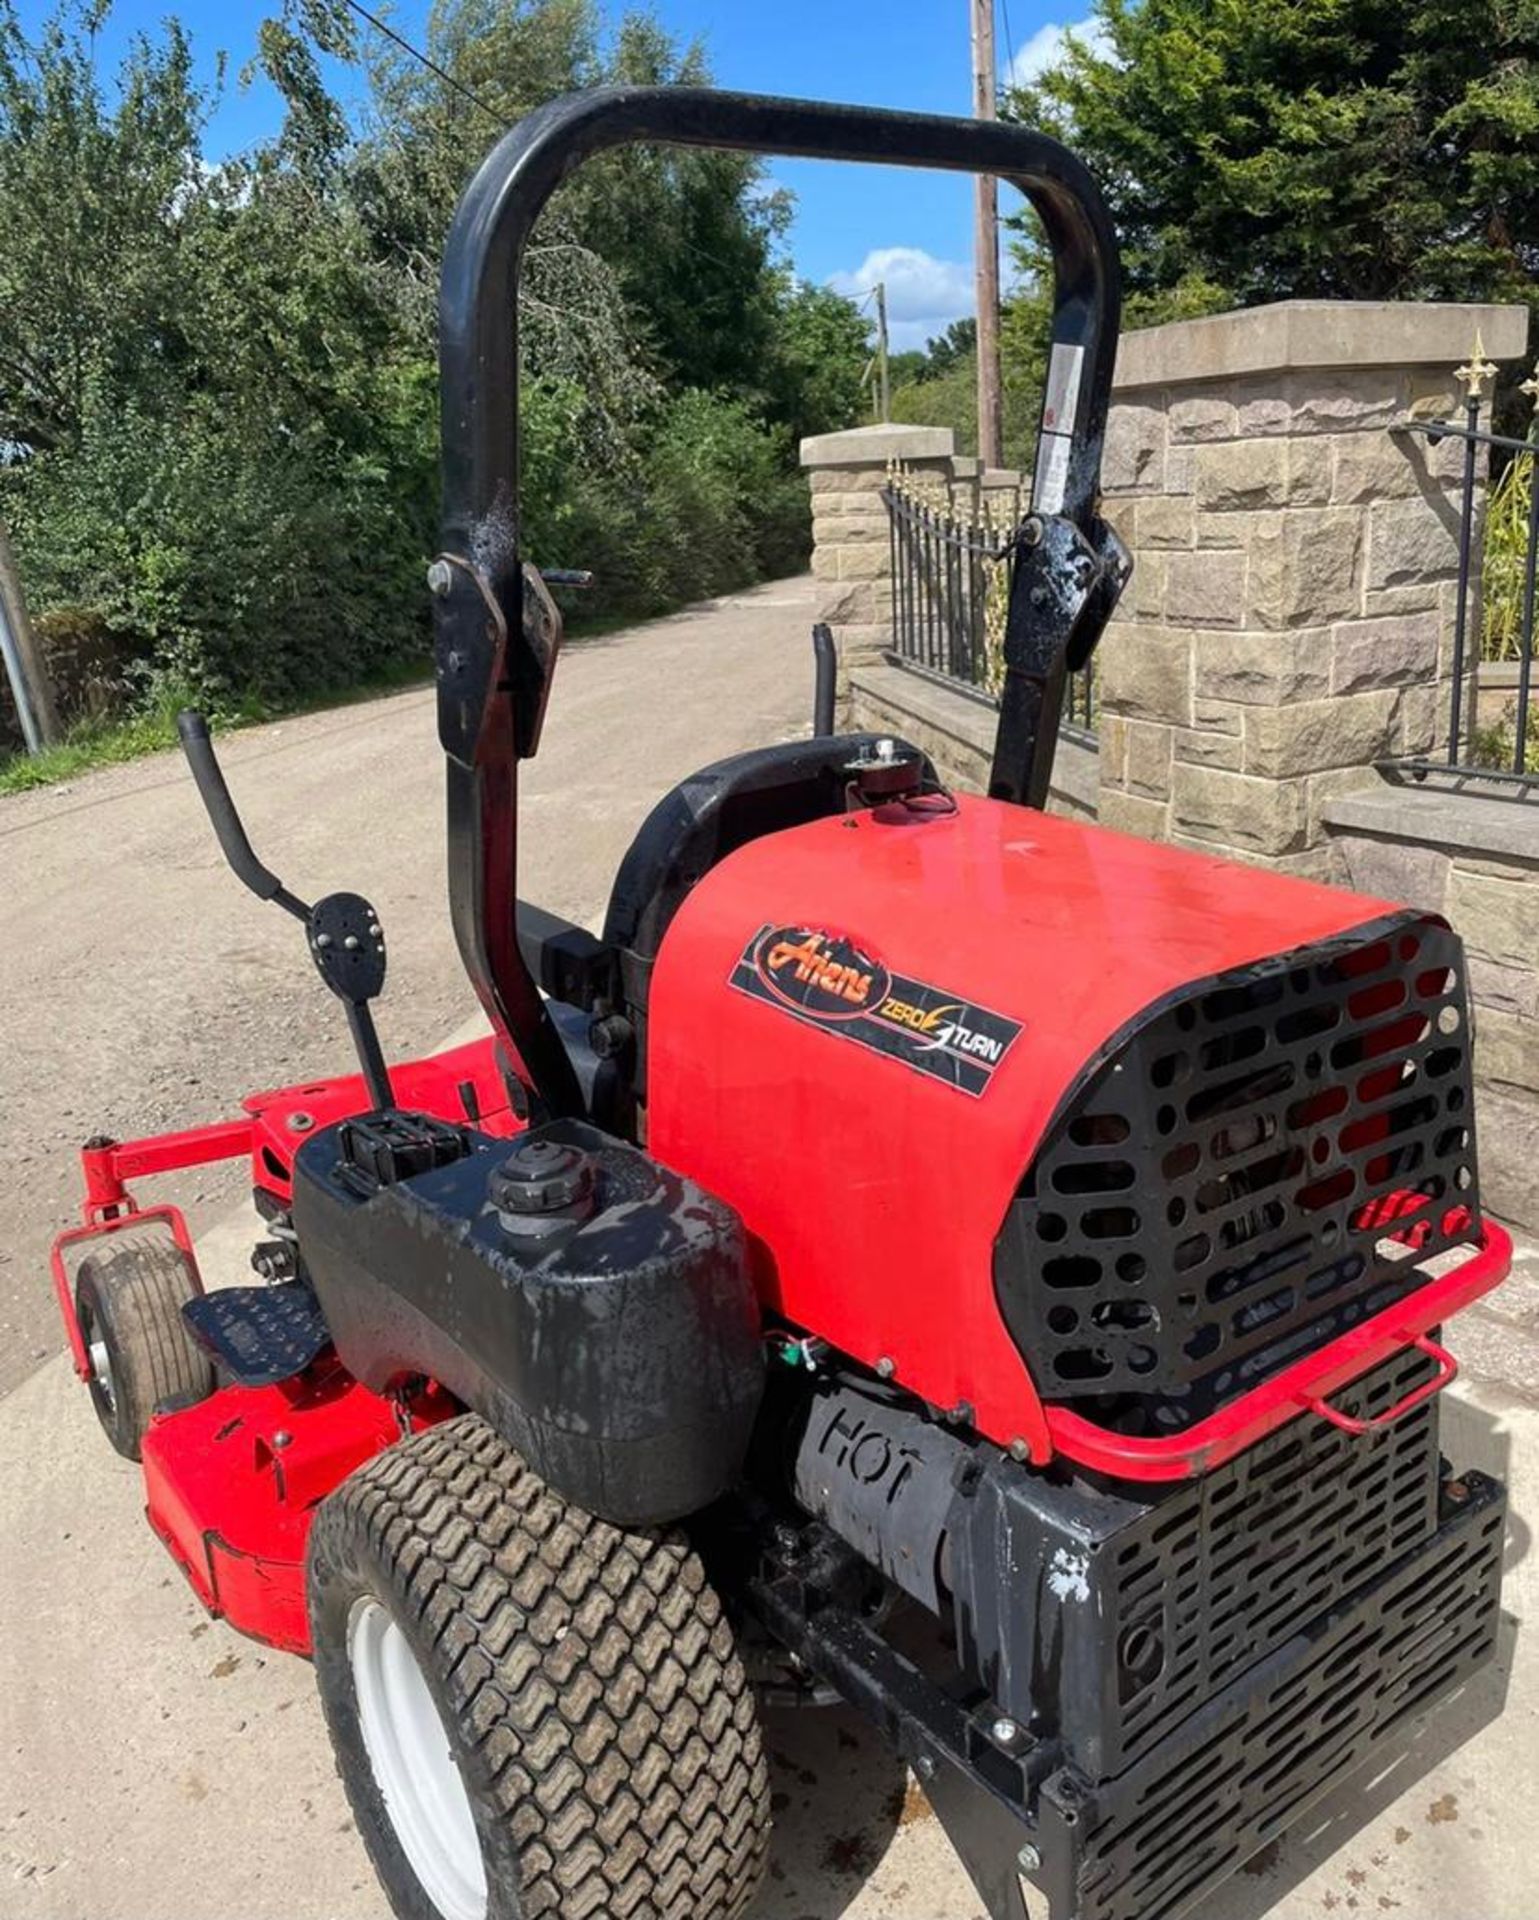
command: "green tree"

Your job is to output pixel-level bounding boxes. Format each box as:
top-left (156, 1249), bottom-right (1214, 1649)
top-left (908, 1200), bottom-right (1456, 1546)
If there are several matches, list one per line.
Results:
top-left (0, 3), bottom-right (210, 452)
top-left (919, 318), bottom-right (978, 379)
top-left (1004, 0), bottom-right (1539, 313)
top-left (1, 0), bottom-right (824, 747)
top-left (761, 277), bottom-right (872, 441)
top-left (1, 0), bottom-right (434, 705)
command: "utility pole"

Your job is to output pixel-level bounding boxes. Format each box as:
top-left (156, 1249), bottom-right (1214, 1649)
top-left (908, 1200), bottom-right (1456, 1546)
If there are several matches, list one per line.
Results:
top-left (874, 280), bottom-right (891, 423)
top-left (970, 0), bottom-right (1004, 469)
top-left (0, 518), bottom-right (59, 753)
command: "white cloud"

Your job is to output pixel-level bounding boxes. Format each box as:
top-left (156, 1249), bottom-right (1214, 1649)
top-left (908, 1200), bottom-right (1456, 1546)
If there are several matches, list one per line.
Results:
top-left (827, 247), bottom-right (976, 352)
top-left (1007, 13), bottom-right (1112, 88)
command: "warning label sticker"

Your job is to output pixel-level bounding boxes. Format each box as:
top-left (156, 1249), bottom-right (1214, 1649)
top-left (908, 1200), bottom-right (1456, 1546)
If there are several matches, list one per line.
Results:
top-left (1033, 340), bottom-right (1085, 514)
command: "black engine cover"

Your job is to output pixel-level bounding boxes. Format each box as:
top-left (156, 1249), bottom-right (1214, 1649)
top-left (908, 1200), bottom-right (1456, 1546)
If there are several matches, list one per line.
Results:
top-left (292, 1114), bottom-right (763, 1525)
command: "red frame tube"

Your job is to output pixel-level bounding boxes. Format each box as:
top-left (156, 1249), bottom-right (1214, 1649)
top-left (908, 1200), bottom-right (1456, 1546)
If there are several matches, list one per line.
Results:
top-left (1302, 1332), bottom-right (1458, 1437)
top-left (52, 1203), bottom-right (207, 1380)
top-left (52, 1120), bottom-right (253, 1379)
top-left (78, 1118), bottom-right (253, 1216)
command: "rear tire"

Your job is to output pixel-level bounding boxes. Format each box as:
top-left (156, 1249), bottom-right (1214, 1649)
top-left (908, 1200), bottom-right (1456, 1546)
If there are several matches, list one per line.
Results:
top-left (306, 1414), bottom-right (772, 1920)
top-left (75, 1240), bottom-right (216, 1459)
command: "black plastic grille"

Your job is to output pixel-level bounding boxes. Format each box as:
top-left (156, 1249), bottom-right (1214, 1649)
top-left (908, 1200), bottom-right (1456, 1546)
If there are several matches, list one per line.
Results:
top-left (979, 1348), bottom-right (1446, 1782)
top-left (995, 912), bottom-right (1479, 1431)
top-left (1066, 1478), bottom-right (1504, 1920)
top-left (1099, 1344), bottom-right (1440, 1770)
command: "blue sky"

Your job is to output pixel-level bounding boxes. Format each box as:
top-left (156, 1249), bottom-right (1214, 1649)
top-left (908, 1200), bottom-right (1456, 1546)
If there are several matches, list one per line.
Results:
top-left (14, 0), bottom-right (1103, 348)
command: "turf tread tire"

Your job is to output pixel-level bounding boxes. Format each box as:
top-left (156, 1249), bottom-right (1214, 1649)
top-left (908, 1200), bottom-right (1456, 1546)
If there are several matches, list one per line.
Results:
top-left (307, 1413), bottom-right (772, 1920)
top-left (75, 1240), bottom-right (216, 1459)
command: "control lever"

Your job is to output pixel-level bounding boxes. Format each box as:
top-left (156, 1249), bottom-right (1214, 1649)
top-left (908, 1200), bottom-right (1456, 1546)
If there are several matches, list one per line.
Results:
top-left (176, 711), bottom-right (309, 920)
top-left (812, 624), bottom-right (837, 738)
top-left (175, 710), bottom-right (395, 1111)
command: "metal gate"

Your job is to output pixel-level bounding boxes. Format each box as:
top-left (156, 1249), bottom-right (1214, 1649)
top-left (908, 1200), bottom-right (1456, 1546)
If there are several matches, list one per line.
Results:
top-left (1388, 338), bottom-right (1537, 791)
top-left (882, 468), bottom-right (1096, 735)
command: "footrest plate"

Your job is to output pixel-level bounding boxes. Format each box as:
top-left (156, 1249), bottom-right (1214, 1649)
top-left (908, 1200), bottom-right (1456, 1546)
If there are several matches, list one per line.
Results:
top-left (182, 1282), bottom-right (330, 1386)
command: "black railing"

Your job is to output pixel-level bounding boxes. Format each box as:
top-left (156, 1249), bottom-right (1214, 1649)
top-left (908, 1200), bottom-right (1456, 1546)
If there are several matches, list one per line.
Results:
top-left (1387, 352), bottom-right (1537, 794)
top-left (881, 480), bottom-right (1097, 738)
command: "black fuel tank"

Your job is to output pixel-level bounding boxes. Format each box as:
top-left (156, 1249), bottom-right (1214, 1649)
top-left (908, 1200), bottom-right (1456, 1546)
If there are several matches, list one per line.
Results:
top-left (292, 1113), bottom-right (763, 1525)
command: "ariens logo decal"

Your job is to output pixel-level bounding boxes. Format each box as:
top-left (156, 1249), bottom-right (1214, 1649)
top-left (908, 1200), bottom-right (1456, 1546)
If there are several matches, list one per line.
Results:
top-left (730, 923), bottom-right (1023, 1097)
top-left (880, 996), bottom-right (1014, 1069)
top-left (753, 926), bottom-right (891, 1022)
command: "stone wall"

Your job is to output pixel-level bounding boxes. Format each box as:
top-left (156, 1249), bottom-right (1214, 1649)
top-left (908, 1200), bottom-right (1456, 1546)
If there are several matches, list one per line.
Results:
top-left (1096, 301), bottom-right (1528, 876)
top-left (802, 422), bottom-right (958, 691)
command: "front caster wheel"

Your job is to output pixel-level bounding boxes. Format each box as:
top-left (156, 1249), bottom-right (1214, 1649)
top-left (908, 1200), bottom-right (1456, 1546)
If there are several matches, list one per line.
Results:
top-left (306, 1414), bottom-right (772, 1920)
top-left (75, 1239), bottom-right (216, 1459)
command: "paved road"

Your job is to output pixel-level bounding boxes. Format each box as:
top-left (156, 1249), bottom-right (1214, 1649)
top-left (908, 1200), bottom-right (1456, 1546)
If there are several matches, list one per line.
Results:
top-left (0, 578), bottom-right (819, 1397)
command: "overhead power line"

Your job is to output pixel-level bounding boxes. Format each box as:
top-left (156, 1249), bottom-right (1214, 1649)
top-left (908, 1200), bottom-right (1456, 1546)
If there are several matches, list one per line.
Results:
top-left (339, 0), bottom-right (503, 127)
top-left (335, 0), bottom-right (746, 283)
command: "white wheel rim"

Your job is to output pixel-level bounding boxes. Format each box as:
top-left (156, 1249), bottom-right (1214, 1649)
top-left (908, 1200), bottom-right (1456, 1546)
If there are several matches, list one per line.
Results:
top-left (348, 1597), bottom-right (488, 1920)
top-left (88, 1336), bottom-right (115, 1410)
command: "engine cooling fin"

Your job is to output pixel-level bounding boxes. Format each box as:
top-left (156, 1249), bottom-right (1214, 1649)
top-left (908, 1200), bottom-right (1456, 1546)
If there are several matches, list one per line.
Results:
top-left (995, 911), bottom-right (1479, 1434)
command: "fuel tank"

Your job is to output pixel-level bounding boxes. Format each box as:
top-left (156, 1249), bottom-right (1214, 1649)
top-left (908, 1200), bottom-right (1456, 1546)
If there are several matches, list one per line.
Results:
top-left (645, 793), bottom-right (1449, 1458)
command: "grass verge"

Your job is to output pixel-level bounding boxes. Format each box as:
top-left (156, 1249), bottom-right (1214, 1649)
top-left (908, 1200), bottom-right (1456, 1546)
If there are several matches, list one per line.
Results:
top-left (0, 663), bottom-right (431, 797)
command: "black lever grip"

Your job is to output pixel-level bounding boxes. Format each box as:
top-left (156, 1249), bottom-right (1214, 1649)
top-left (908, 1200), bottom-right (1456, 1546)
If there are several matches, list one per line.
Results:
top-left (176, 710), bottom-right (309, 919)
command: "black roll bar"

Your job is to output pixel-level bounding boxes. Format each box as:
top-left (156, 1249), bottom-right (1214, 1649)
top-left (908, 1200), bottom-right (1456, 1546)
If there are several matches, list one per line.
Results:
top-left (433, 86), bottom-right (1123, 1118)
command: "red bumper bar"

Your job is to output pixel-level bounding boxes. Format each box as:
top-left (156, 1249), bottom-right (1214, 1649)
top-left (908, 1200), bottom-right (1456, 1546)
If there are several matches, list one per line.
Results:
top-left (1045, 1220), bottom-right (1512, 1480)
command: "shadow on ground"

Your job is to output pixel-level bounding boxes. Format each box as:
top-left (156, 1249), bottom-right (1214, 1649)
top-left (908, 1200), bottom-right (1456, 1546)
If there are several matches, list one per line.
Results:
top-left (753, 1702), bottom-right (958, 1920)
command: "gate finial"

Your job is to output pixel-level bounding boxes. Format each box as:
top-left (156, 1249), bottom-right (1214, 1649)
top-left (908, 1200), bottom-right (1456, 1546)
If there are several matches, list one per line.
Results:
top-left (1455, 329), bottom-right (1498, 403)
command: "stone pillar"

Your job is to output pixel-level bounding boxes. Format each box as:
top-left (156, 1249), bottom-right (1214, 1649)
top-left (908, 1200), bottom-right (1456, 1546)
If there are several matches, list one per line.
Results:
top-left (799, 423), bottom-right (957, 700)
top-left (1322, 785), bottom-right (1539, 1228)
top-left (1095, 300), bottom-right (1530, 875)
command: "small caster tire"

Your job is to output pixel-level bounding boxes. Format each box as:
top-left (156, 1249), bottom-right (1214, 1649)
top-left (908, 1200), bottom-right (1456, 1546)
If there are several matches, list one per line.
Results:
top-left (306, 1413), bottom-right (772, 1920)
top-left (75, 1239), bottom-right (216, 1460)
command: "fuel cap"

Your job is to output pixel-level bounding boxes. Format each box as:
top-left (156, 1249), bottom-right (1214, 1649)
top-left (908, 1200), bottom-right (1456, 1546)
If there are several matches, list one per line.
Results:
top-left (844, 737), bottom-right (925, 803)
top-left (489, 1136), bottom-right (595, 1218)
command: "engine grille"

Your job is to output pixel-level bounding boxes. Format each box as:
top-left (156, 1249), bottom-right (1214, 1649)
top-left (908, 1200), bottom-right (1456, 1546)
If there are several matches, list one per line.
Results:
top-left (1099, 1344), bottom-right (1440, 1770)
top-left (994, 912), bottom-right (1479, 1431)
top-left (968, 1347), bottom-right (1444, 1781)
top-left (1063, 1475), bottom-right (1504, 1920)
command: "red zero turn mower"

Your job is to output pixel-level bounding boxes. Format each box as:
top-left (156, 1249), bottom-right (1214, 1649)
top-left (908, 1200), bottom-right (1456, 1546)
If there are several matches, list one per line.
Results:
top-left (52, 90), bottom-right (1514, 1920)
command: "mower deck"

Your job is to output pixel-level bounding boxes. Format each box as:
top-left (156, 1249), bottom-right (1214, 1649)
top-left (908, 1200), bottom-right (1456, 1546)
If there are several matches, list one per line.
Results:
top-left (143, 1364), bottom-right (456, 1653)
